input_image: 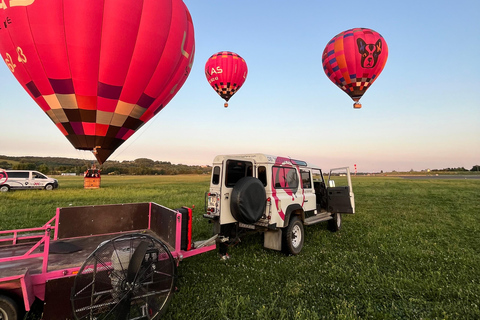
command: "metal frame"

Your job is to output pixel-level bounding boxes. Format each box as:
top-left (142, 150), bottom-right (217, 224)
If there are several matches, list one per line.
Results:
top-left (0, 202), bottom-right (216, 313)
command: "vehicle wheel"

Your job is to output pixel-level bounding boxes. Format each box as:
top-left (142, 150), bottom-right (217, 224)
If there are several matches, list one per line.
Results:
top-left (0, 294), bottom-right (19, 320)
top-left (0, 185), bottom-right (9, 192)
top-left (44, 184), bottom-right (54, 191)
top-left (328, 213), bottom-right (342, 232)
top-left (230, 177), bottom-right (266, 224)
top-left (282, 216), bottom-right (304, 255)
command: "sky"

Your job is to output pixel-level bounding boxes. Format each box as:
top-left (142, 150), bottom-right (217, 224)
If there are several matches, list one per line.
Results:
top-left (0, 0), bottom-right (479, 173)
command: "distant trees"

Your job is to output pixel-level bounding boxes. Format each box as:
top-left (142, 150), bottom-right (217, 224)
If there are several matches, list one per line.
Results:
top-left (37, 164), bottom-right (50, 174)
top-left (471, 165), bottom-right (480, 172)
top-left (0, 161), bottom-right (12, 169)
top-left (13, 162), bottom-right (36, 170)
top-left (431, 167), bottom-right (468, 172)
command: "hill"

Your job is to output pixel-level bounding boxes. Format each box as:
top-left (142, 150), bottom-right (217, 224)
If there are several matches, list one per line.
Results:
top-left (0, 155), bottom-right (211, 176)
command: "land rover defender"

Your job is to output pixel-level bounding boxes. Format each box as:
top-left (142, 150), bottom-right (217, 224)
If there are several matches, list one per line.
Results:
top-left (204, 154), bottom-right (355, 255)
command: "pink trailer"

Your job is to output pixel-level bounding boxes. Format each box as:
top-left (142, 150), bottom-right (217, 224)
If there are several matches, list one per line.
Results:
top-left (0, 202), bottom-right (216, 319)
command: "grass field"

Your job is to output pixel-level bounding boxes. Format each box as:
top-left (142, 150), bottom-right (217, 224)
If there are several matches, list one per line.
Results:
top-left (1, 175), bottom-right (479, 319)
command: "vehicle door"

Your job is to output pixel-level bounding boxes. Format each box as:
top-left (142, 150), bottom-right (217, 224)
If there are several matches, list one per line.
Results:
top-left (300, 169), bottom-right (317, 214)
top-left (327, 167), bottom-right (355, 214)
top-left (271, 165), bottom-right (303, 222)
top-left (219, 159), bottom-right (255, 225)
top-left (31, 171), bottom-right (48, 189)
top-left (8, 171), bottom-right (29, 189)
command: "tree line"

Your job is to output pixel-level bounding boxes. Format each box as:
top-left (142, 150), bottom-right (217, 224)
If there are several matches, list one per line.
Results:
top-left (0, 156), bottom-right (211, 175)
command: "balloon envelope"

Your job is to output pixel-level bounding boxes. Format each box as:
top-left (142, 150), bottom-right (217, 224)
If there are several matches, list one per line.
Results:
top-left (0, 0), bottom-right (194, 163)
top-left (322, 28), bottom-right (388, 107)
top-left (205, 51), bottom-right (247, 107)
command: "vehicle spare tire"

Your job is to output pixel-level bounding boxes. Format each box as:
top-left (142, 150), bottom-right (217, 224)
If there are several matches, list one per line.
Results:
top-left (230, 177), bottom-right (266, 224)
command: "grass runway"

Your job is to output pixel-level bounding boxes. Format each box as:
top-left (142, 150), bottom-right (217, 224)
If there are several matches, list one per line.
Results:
top-left (1, 175), bottom-right (479, 319)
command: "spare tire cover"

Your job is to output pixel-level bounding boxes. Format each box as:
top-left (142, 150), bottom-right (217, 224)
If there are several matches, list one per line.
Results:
top-left (230, 177), bottom-right (266, 224)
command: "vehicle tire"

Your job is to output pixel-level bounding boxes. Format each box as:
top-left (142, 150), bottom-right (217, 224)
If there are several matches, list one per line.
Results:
top-left (328, 213), bottom-right (342, 232)
top-left (0, 185), bottom-right (9, 192)
top-left (0, 294), bottom-right (19, 320)
top-left (44, 184), bottom-right (54, 191)
top-left (230, 177), bottom-right (266, 224)
top-left (282, 216), bottom-right (304, 255)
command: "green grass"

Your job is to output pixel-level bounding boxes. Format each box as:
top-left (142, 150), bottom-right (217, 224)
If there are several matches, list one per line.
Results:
top-left (1, 175), bottom-right (479, 319)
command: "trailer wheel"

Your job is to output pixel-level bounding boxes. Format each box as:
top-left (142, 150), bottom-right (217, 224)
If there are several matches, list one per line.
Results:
top-left (0, 294), bottom-right (19, 320)
top-left (230, 177), bottom-right (266, 224)
top-left (71, 233), bottom-right (176, 320)
top-left (328, 213), bottom-right (342, 232)
top-left (282, 216), bottom-right (304, 255)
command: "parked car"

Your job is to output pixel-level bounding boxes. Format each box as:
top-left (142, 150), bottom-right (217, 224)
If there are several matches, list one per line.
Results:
top-left (0, 170), bottom-right (58, 192)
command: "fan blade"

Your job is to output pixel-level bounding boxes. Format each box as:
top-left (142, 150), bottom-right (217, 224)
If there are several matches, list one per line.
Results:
top-left (116, 291), bottom-right (132, 320)
top-left (127, 240), bottom-right (149, 283)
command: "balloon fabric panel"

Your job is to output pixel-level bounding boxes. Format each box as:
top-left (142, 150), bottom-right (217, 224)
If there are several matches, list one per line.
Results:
top-left (322, 28), bottom-right (388, 104)
top-left (0, 0), bottom-right (195, 164)
top-left (138, 0), bottom-right (195, 125)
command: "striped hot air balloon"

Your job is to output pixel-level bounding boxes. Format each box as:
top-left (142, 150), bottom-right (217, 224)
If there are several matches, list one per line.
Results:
top-left (0, 0), bottom-right (195, 163)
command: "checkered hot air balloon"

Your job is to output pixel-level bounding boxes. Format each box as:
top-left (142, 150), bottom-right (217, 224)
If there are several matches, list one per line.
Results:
top-left (205, 51), bottom-right (248, 108)
top-left (0, 0), bottom-right (195, 164)
top-left (322, 28), bottom-right (388, 109)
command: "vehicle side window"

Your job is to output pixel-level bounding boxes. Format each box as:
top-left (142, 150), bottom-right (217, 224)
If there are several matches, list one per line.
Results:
top-left (225, 160), bottom-right (253, 187)
top-left (33, 172), bottom-right (47, 179)
top-left (300, 170), bottom-right (312, 189)
top-left (258, 166), bottom-right (267, 186)
top-left (312, 169), bottom-right (325, 193)
top-left (273, 166), bottom-right (298, 189)
top-left (7, 172), bottom-right (29, 178)
top-left (312, 169), bottom-right (324, 184)
top-left (212, 166), bottom-right (220, 185)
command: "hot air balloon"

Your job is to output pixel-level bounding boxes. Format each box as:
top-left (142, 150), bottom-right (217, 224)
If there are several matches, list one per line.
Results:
top-left (322, 28), bottom-right (388, 109)
top-left (205, 51), bottom-right (247, 108)
top-left (0, 0), bottom-right (195, 164)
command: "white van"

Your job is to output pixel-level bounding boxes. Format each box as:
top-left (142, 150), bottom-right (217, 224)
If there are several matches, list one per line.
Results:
top-left (0, 170), bottom-right (58, 192)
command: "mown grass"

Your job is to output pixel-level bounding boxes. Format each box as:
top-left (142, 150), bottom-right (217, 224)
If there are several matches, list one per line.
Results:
top-left (1, 175), bottom-right (479, 319)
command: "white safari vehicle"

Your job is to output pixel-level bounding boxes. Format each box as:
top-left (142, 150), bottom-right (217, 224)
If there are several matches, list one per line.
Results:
top-left (204, 154), bottom-right (355, 255)
top-left (0, 170), bottom-right (58, 192)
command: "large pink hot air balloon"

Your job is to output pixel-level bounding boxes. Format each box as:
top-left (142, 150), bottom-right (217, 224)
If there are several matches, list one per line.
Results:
top-left (322, 28), bottom-right (388, 109)
top-left (205, 51), bottom-right (248, 108)
top-left (0, 0), bottom-right (195, 163)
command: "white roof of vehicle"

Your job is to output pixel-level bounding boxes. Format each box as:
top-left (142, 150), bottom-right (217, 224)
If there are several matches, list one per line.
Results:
top-left (212, 153), bottom-right (320, 169)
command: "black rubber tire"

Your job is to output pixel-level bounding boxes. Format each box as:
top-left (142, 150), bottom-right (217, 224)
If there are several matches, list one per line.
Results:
top-left (328, 213), bottom-right (342, 232)
top-left (230, 177), bottom-right (266, 224)
top-left (44, 184), bottom-right (54, 191)
top-left (282, 216), bottom-right (304, 255)
top-left (0, 185), bottom-right (9, 192)
top-left (0, 294), bottom-right (19, 320)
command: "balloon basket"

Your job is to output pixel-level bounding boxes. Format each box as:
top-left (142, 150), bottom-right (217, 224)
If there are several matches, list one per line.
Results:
top-left (224, 102), bottom-right (228, 108)
top-left (84, 168), bottom-right (101, 189)
top-left (84, 177), bottom-right (101, 189)
top-left (353, 102), bottom-right (362, 109)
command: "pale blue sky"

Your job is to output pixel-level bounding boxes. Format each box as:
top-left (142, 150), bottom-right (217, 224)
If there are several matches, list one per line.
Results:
top-left (1, 0), bottom-right (479, 172)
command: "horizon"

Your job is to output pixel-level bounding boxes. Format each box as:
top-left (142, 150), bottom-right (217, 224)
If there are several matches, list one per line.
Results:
top-left (1, 154), bottom-right (478, 174)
